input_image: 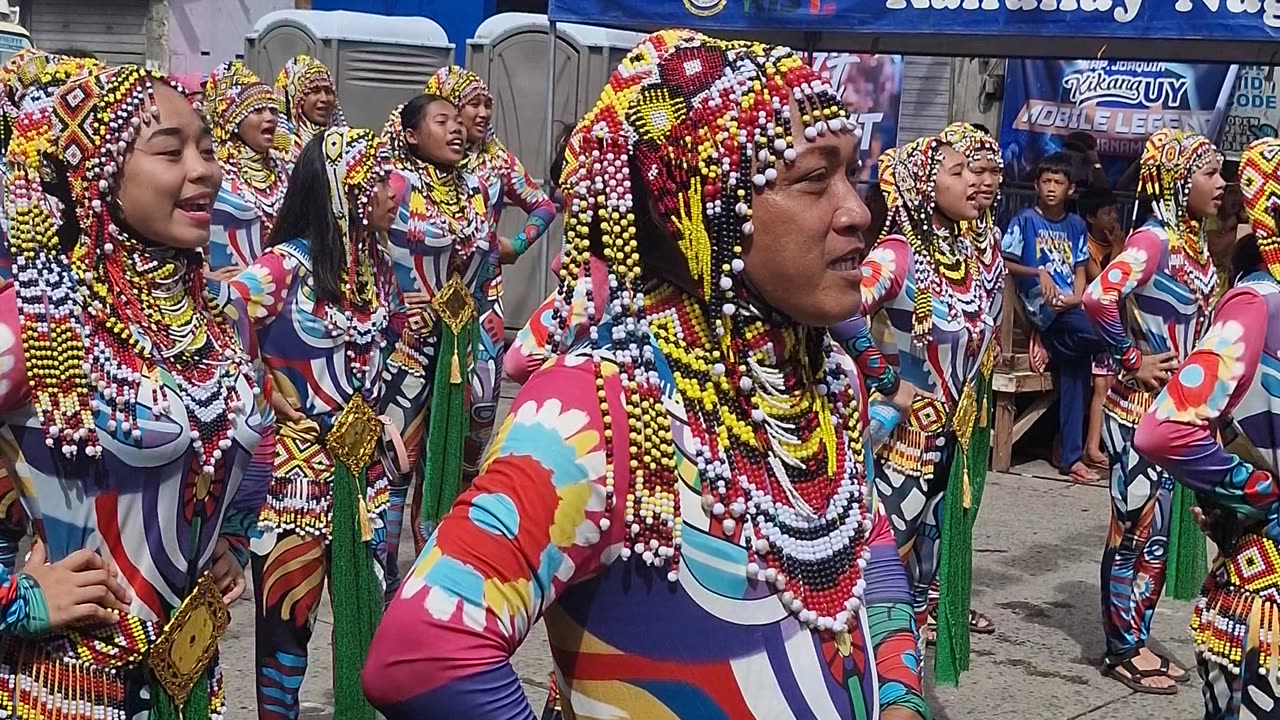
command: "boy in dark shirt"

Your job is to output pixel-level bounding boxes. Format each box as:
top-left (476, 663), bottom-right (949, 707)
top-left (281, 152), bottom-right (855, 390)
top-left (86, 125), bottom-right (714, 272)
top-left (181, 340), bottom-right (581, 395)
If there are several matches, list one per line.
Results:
top-left (1002, 153), bottom-right (1110, 483)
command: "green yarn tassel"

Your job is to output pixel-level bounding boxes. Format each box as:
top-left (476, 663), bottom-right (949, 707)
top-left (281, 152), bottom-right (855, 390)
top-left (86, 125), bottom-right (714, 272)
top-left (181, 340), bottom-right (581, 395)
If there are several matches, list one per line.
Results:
top-left (421, 320), bottom-right (476, 524)
top-left (149, 668), bottom-right (211, 720)
top-left (1166, 482), bottom-right (1208, 601)
top-left (934, 370), bottom-right (993, 686)
top-left (329, 460), bottom-right (382, 720)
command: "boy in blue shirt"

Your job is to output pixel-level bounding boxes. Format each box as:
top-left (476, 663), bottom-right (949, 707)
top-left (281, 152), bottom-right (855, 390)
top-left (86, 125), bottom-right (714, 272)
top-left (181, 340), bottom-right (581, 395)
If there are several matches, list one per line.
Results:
top-left (1002, 153), bottom-right (1109, 484)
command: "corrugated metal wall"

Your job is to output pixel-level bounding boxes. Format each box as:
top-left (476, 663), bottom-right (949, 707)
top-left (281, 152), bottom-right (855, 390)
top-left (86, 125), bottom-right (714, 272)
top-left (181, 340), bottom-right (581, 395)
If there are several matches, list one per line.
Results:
top-left (29, 0), bottom-right (148, 65)
top-left (898, 55), bottom-right (953, 142)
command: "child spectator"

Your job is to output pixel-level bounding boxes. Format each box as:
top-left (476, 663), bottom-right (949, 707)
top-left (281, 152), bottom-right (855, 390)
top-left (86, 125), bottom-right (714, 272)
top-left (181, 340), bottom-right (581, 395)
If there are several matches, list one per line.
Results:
top-left (1002, 152), bottom-right (1110, 483)
top-left (1081, 187), bottom-right (1122, 472)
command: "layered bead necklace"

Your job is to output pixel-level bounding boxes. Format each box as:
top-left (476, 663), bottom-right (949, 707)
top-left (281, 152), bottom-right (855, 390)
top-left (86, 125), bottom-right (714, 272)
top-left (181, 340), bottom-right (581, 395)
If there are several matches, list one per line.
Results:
top-left (225, 143), bottom-right (288, 235)
top-left (1140, 128), bottom-right (1221, 313)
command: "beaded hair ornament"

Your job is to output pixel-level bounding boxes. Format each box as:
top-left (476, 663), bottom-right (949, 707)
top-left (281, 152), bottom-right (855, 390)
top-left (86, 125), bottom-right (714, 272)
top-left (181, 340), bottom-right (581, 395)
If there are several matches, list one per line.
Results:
top-left (424, 65), bottom-right (505, 176)
top-left (4, 65), bottom-right (256, 477)
top-left (1138, 128), bottom-right (1220, 309)
top-left (204, 61), bottom-right (283, 165)
top-left (275, 55), bottom-right (346, 154)
top-left (0, 51), bottom-right (102, 155)
top-left (940, 122), bottom-right (1003, 234)
top-left (1239, 137), bottom-right (1280, 282)
top-left (551, 29), bottom-right (875, 634)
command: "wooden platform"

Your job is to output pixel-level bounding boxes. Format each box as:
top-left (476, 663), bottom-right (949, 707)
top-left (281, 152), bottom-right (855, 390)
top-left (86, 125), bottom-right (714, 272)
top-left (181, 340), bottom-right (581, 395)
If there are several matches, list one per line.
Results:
top-left (991, 284), bottom-right (1055, 472)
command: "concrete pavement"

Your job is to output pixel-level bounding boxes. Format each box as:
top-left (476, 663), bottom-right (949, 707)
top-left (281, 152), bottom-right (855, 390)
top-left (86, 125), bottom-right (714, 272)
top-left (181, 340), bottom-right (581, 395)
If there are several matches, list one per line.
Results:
top-left (217, 463), bottom-right (1208, 719)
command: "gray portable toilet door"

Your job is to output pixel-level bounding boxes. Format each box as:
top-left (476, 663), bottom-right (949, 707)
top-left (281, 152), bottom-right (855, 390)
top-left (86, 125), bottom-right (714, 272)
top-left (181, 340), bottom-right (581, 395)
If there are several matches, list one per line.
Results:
top-left (255, 25), bottom-right (320, 83)
top-left (482, 29), bottom-right (585, 337)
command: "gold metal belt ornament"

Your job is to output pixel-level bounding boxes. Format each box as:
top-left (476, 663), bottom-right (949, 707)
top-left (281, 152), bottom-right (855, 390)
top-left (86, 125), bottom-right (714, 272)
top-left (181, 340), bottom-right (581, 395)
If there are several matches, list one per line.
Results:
top-left (432, 273), bottom-right (478, 384)
top-left (325, 394), bottom-right (381, 541)
top-left (147, 572), bottom-right (230, 707)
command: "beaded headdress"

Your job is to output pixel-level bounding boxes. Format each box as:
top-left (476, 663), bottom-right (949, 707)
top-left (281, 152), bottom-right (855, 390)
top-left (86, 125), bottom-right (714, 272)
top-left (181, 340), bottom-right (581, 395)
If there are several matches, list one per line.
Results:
top-left (424, 65), bottom-right (504, 176)
top-left (275, 54), bottom-right (345, 156)
top-left (0, 51), bottom-right (102, 154)
top-left (4, 65), bottom-right (255, 475)
top-left (204, 61), bottom-right (283, 164)
top-left (1138, 128), bottom-right (1220, 307)
top-left (552, 29), bottom-right (875, 634)
top-left (940, 122), bottom-right (1002, 234)
top-left (322, 126), bottom-right (391, 231)
top-left (1239, 137), bottom-right (1280, 282)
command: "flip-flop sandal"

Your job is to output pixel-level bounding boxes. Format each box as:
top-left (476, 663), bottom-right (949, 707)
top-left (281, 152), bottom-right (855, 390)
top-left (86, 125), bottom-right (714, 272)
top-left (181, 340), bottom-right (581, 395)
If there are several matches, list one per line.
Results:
top-left (1154, 656), bottom-right (1191, 684)
top-left (969, 609), bottom-right (996, 634)
top-left (1066, 465), bottom-right (1103, 485)
top-left (1102, 659), bottom-right (1178, 695)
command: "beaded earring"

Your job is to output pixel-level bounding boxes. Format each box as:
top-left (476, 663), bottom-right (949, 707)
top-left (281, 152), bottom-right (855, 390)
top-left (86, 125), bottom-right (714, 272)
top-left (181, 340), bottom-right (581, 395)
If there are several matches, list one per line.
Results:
top-left (1139, 128), bottom-right (1220, 309)
top-left (549, 29), bottom-right (878, 635)
top-left (5, 65), bottom-right (256, 489)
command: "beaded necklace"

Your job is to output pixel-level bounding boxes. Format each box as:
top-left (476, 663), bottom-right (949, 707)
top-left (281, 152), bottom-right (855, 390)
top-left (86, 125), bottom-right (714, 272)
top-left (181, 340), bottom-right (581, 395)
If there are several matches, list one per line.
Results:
top-left (549, 30), bottom-right (873, 634)
top-left (275, 56), bottom-right (346, 157)
top-left (6, 66), bottom-right (256, 483)
top-left (1140, 128), bottom-right (1221, 312)
top-left (424, 65), bottom-right (506, 180)
top-left (205, 62), bottom-right (289, 237)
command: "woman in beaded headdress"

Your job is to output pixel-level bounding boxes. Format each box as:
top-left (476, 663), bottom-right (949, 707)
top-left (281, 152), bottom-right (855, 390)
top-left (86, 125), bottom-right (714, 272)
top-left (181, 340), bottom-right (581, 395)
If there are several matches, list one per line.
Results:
top-left (274, 54), bottom-right (345, 162)
top-left (203, 60), bottom-right (290, 277)
top-left (375, 93), bottom-right (492, 593)
top-left (364, 29), bottom-right (926, 720)
top-left (423, 66), bottom-right (558, 471)
top-left (1083, 128), bottom-right (1225, 693)
top-left (1135, 137), bottom-right (1280, 717)
top-left (0, 64), bottom-right (271, 719)
top-left (830, 135), bottom-right (997, 684)
top-left (214, 125), bottom-right (401, 720)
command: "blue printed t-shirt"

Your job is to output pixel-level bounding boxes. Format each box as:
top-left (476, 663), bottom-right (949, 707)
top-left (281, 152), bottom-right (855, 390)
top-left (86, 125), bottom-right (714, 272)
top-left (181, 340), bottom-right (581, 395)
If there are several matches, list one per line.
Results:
top-left (1001, 207), bottom-right (1088, 330)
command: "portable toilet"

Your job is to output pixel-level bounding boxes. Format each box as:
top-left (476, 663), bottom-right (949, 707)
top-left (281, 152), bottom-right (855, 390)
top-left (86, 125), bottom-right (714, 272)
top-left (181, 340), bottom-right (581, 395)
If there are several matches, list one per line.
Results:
top-left (245, 10), bottom-right (454, 130)
top-left (466, 13), bottom-right (643, 334)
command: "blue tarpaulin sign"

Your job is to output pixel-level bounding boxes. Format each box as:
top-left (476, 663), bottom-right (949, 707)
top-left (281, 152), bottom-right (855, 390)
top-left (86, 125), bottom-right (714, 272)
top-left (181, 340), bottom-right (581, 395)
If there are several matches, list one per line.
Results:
top-left (548, 0), bottom-right (1280, 46)
top-left (998, 60), bottom-right (1238, 185)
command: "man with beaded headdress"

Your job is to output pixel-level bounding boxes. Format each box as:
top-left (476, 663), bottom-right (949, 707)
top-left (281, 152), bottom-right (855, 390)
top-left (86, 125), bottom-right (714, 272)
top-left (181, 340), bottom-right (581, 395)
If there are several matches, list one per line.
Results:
top-left (1084, 128), bottom-right (1225, 693)
top-left (0, 63), bottom-right (271, 719)
top-left (274, 54), bottom-right (346, 162)
top-left (363, 29), bottom-right (926, 720)
top-left (1135, 136), bottom-right (1280, 717)
top-left (830, 134), bottom-right (998, 685)
top-left (203, 60), bottom-right (289, 276)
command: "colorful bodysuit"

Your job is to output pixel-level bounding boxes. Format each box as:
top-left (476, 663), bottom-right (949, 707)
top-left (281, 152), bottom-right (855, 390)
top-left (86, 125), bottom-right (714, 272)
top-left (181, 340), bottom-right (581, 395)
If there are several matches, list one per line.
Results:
top-left (208, 168), bottom-right (287, 271)
top-left (846, 233), bottom-right (1002, 635)
top-left (362, 340), bottom-right (927, 719)
top-left (0, 286), bottom-right (270, 718)
top-left (1134, 273), bottom-right (1280, 719)
top-left (217, 237), bottom-right (402, 720)
top-left (1083, 220), bottom-right (1214, 663)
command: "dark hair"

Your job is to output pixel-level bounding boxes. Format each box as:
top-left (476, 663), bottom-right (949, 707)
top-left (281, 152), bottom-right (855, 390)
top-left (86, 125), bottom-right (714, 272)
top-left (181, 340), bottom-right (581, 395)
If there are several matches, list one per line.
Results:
top-left (266, 133), bottom-right (349, 306)
top-left (1219, 183), bottom-right (1245, 225)
top-left (1065, 131), bottom-right (1096, 152)
top-left (864, 182), bottom-right (890, 240)
top-left (1035, 152), bottom-right (1074, 182)
top-left (400, 92), bottom-right (452, 162)
top-left (49, 48), bottom-right (98, 60)
top-left (549, 123), bottom-right (575, 192)
top-left (1231, 233), bottom-right (1262, 281)
top-left (969, 123), bottom-right (991, 135)
top-left (1077, 186), bottom-right (1117, 221)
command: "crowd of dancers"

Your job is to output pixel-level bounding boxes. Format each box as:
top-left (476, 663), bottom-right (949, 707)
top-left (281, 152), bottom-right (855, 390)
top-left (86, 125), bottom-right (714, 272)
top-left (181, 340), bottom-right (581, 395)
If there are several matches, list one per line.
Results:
top-left (0, 25), bottom-right (1277, 720)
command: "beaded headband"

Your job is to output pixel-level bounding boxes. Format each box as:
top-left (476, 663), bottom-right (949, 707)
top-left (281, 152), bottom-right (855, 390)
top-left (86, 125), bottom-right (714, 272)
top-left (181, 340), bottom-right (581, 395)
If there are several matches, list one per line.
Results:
top-left (940, 122), bottom-right (1002, 235)
top-left (6, 65), bottom-right (251, 466)
top-left (321, 126), bottom-right (391, 230)
top-left (1239, 137), bottom-right (1280, 281)
top-left (205, 61), bottom-right (282, 163)
top-left (424, 65), bottom-right (490, 111)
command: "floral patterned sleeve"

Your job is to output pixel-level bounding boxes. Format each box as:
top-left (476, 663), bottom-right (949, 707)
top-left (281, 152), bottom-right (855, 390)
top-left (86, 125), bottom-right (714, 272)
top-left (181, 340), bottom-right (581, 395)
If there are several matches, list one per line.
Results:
top-left (362, 358), bottom-right (623, 718)
top-left (501, 149), bottom-right (557, 257)
top-left (1083, 228), bottom-right (1163, 372)
top-left (860, 237), bottom-right (909, 317)
top-left (1134, 287), bottom-right (1274, 523)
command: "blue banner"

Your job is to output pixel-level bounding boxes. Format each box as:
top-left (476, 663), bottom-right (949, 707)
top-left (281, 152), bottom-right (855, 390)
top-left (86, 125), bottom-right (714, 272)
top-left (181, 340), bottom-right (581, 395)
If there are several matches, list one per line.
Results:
top-left (998, 60), bottom-right (1238, 186)
top-left (548, 0), bottom-right (1280, 45)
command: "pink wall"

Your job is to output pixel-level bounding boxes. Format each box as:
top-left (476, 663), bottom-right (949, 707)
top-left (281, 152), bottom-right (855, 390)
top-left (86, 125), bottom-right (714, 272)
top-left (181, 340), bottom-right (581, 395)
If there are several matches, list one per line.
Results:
top-left (168, 0), bottom-right (293, 77)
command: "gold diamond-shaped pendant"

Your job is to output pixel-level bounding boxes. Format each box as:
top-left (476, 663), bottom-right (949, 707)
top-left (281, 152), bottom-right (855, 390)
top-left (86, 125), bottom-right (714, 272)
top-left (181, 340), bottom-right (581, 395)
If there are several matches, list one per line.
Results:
top-left (432, 273), bottom-right (477, 334)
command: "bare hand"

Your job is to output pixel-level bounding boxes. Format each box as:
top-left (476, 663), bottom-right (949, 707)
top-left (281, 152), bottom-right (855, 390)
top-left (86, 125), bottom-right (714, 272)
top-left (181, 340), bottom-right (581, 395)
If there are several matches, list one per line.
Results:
top-left (1037, 269), bottom-right (1061, 305)
top-left (269, 389), bottom-right (306, 424)
top-left (1134, 350), bottom-right (1179, 392)
top-left (1191, 506), bottom-right (1217, 533)
top-left (888, 379), bottom-right (918, 414)
top-left (1052, 294), bottom-right (1082, 310)
top-left (210, 537), bottom-right (246, 605)
top-left (498, 236), bottom-right (519, 265)
top-left (204, 266), bottom-right (243, 284)
top-left (403, 291), bottom-right (432, 311)
top-left (23, 541), bottom-right (132, 629)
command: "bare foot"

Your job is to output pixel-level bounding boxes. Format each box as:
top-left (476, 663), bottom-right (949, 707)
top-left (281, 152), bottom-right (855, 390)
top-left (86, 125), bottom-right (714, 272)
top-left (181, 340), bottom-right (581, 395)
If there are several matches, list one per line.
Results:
top-left (1084, 450), bottom-right (1109, 468)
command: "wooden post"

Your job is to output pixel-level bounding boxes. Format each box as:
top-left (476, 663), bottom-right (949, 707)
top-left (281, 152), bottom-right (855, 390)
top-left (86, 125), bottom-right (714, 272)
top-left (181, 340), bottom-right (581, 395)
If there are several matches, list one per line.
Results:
top-left (144, 0), bottom-right (170, 73)
top-left (992, 391), bottom-right (1016, 472)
